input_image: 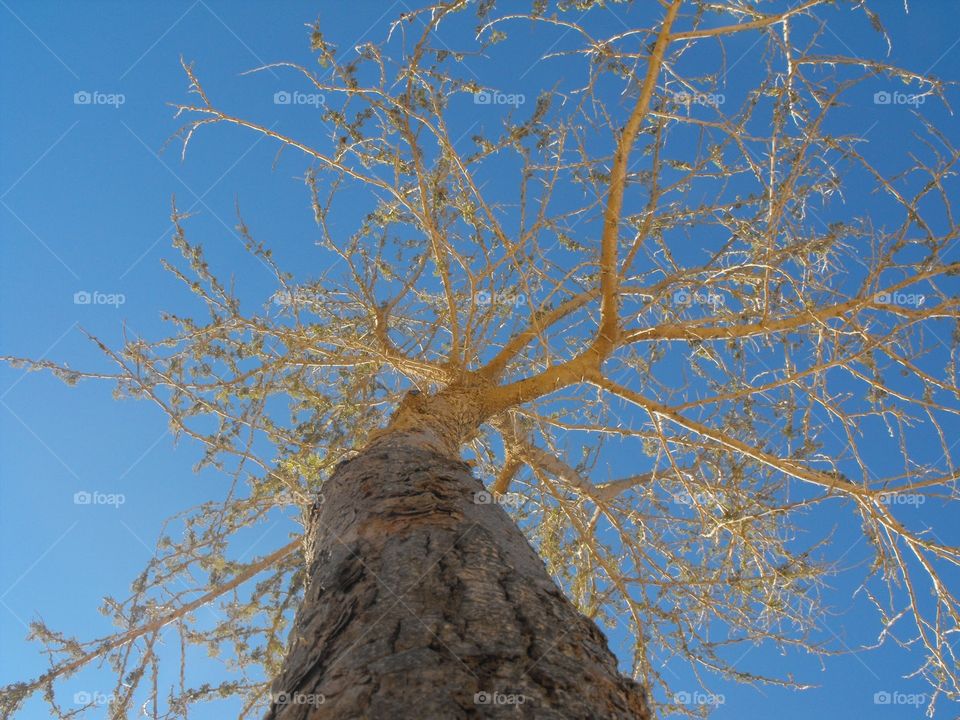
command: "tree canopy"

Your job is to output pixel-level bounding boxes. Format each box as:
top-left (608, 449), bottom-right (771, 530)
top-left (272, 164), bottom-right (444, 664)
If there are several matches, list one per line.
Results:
top-left (3, 1), bottom-right (959, 717)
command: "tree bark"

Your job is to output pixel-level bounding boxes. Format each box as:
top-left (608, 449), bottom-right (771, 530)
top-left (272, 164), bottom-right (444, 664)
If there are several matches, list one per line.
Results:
top-left (266, 430), bottom-right (649, 719)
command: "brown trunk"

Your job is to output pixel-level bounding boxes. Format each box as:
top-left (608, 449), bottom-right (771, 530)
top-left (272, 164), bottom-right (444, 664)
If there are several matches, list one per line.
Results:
top-left (266, 429), bottom-right (649, 719)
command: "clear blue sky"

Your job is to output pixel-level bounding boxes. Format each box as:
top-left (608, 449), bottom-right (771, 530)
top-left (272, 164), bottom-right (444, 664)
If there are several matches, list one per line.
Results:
top-left (1, 2), bottom-right (959, 718)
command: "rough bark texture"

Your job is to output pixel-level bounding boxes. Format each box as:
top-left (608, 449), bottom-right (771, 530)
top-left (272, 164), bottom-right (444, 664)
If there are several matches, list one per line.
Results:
top-left (266, 431), bottom-right (649, 719)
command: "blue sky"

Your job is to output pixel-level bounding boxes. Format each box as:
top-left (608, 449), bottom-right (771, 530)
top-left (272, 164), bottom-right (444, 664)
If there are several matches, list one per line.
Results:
top-left (2, 1), bottom-right (959, 718)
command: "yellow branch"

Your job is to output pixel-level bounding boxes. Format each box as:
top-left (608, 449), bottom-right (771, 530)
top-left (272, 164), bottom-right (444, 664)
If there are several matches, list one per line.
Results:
top-left (669, 0), bottom-right (826, 42)
top-left (592, 0), bottom-right (683, 359)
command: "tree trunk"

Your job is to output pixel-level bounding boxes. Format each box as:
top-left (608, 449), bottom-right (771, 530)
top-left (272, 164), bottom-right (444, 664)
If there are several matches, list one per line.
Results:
top-left (266, 429), bottom-right (649, 719)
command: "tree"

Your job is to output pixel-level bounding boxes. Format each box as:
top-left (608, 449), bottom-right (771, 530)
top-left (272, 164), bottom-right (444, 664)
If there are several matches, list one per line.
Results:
top-left (3, 0), bottom-right (959, 717)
